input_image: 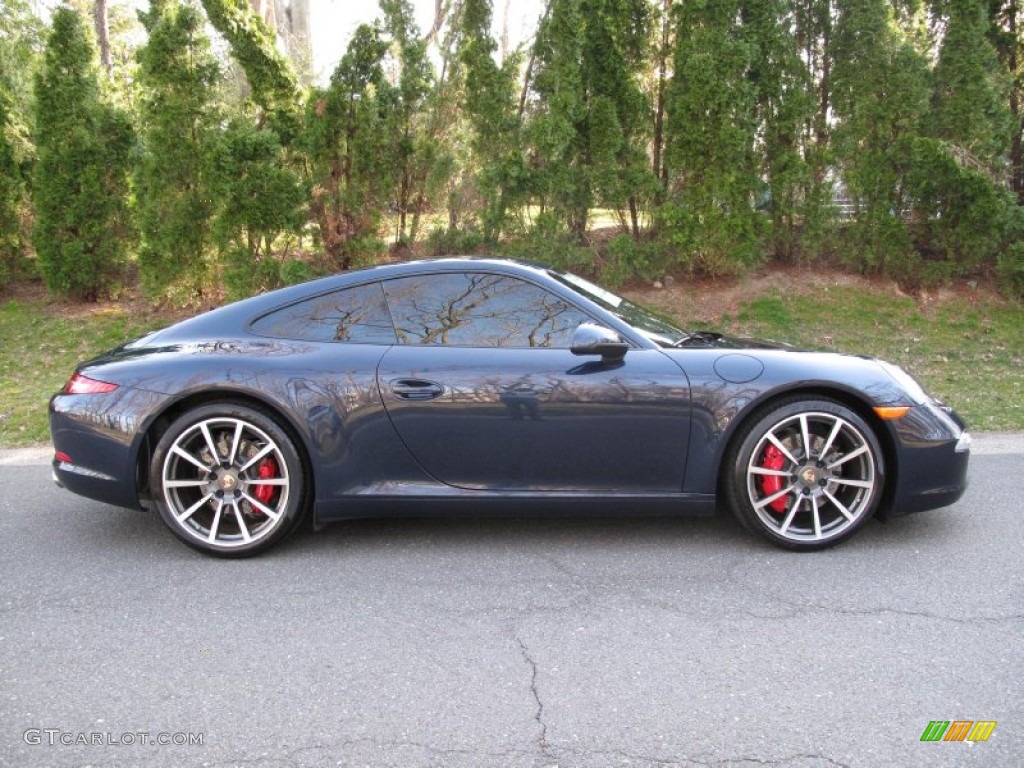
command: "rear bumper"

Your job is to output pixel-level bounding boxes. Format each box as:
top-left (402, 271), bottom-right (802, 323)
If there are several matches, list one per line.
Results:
top-left (49, 389), bottom-right (156, 510)
top-left (50, 455), bottom-right (139, 508)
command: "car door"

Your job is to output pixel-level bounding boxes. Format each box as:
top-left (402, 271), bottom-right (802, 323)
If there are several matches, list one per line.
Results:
top-left (376, 271), bottom-right (691, 492)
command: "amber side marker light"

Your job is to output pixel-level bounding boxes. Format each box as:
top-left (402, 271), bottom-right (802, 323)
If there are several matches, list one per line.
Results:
top-left (63, 373), bottom-right (118, 395)
top-left (873, 406), bottom-right (911, 420)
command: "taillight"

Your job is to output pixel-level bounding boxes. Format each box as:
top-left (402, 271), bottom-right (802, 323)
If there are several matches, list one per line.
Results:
top-left (63, 372), bottom-right (118, 394)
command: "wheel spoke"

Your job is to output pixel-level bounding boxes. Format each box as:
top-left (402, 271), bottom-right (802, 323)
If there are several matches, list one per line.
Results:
top-left (199, 422), bottom-right (220, 465)
top-left (766, 432), bottom-right (800, 466)
top-left (832, 477), bottom-right (873, 489)
top-left (824, 490), bottom-right (856, 522)
top-left (238, 443), bottom-right (275, 473)
top-left (233, 503), bottom-right (252, 542)
top-left (778, 502), bottom-right (800, 534)
top-left (171, 444), bottom-right (211, 473)
top-left (811, 496), bottom-right (822, 539)
top-left (164, 479), bottom-right (208, 489)
top-left (799, 415), bottom-right (811, 459)
top-left (754, 484), bottom-right (796, 511)
top-left (207, 499), bottom-right (224, 542)
top-left (247, 478), bottom-right (289, 486)
top-left (239, 491), bottom-right (283, 522)
top-left (226, 421), bottom-right (244, 466)
top-left (749, 467), bottom-right (791, 478)
top-left (175, 492), bottom-right (213, 523)
top-left (827, 444), bottom-right (868, 469)
top-left (818, 419), bottom-right (843, 461)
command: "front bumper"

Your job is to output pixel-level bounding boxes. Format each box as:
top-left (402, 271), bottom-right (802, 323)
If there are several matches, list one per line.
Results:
top-left (884, 402), bottom-right (970, 516)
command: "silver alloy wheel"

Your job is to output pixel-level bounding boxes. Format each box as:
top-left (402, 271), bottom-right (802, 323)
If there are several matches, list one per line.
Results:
top-left (745, 410), bottom-right (877, 543)
top-left (161, 417), bottom-right (291, 549)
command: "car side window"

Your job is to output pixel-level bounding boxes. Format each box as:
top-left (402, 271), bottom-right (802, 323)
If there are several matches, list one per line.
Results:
top-left (382, 273), bottom-right (591, 348)
top-left (250, 282), bottom-right (397, 344)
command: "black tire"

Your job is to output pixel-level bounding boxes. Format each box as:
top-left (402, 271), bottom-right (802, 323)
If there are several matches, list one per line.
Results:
top-left (724, 398), bottom-right (883, 551)
top-left (150, 403), bottom-right (307, 557)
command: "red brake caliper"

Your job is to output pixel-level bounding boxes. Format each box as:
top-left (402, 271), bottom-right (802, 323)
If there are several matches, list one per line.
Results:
top-left (253, 458), bottom-right (278, 504)
top-left (759, 444), bottom-right (788, 514)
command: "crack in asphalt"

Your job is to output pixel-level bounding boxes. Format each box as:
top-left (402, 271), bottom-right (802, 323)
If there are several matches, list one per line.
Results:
top-left (746, 592), bottom-right (1024, 626)
top-left (206, 745), bottom-right (852, 768)
top-left (515, 634), bottom-right (550, 755)
top-left (556, 748), bottom-right (853, 767)
top-left (205, 739), bottom-right (540, 768)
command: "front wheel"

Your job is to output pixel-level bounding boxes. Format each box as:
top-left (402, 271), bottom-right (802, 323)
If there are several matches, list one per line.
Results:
top-left (725, 399), bottom-right (883, 551)
top-left (150, 403), bottom-right (307, 557)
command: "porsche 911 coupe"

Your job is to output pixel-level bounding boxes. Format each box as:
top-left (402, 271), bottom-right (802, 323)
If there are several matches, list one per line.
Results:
top-left (50, 258), bottom-right (970, 556)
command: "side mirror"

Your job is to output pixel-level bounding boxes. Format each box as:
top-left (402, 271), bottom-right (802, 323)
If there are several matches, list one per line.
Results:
top-left (571, 323), bottom-right (629, 363)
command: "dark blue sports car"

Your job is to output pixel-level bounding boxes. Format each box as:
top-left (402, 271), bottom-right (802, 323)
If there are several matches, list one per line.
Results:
top-left (49, 258), bottom-right (970, 556)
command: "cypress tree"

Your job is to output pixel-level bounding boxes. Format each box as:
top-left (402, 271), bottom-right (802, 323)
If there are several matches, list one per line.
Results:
top-left (528, 0), bottom-right (653, 242)
top-left (744, 0), bottom-right (817, 261)
top-left (135, 0), bottom-right (220, 298)
top-left (896, 1), bottom-right (1018, 279)
top-left (0, 87), bottom-right (24, 286)
top-left (933, 0), bottom-right (1012, 163)
top-left (0, 0), bottom-right (42, 286)
top-left (458, 0), bottom-right (522, 241)
top-left (831, 0), bottom-right (931, 274)
top-left (209, 120), bottom-right (305, 298)
top-left (662, 0), bottom-right (762, 274)
top-left (32, 7), bottom-right (133, 300)
top-left (301, 24), bottom-right (396, 270)
top-left (380, 0), bottom-right (434, 245)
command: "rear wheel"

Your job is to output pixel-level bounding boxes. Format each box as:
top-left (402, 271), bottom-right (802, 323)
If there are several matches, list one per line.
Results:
top-left (725, 398), bottom-right (883, 550)
top-left (150, 403), bottom-right (307, 557)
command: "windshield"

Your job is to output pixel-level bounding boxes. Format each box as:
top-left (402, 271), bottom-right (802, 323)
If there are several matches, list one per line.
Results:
top-left (551, 271), bottom-right (688, 347)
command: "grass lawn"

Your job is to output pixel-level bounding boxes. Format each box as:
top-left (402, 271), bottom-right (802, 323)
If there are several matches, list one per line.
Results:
top-left (629, 271), bottom-right (1023, 432)
top-left (734, 293), bottom-right (1021, 430)
top-left (0, 296), bottom-right (176, 447)
top-left (1, 270), bottom-right (1021, 448)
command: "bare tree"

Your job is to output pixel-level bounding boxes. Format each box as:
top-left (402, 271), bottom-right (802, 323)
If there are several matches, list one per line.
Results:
top-left (499, 0), bottom-right (510, 62)
top-left (249, 0), bottom-right (276, 27)
top-left (425, 0), bottom-right (449, 46)
top-left (273, 0), bottom-right (313, 84)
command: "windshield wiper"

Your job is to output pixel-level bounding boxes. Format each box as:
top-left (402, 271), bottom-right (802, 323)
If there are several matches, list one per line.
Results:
top-left (673, 331), bottom-right (723, 347)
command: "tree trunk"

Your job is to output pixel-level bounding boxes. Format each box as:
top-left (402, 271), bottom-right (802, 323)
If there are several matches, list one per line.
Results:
top-left (425, 0), bottom-right (447, 45)
top-left (250, 0), bottom-right (276, 28)
top-left (518, 1), bottom-right (552, 123)
top-left (815, 4), bottom-right (831, 157)
top-left (500, 0), bottom-right (511, 62)
top-left (1009, 1), bottom-right (1024, 201)
top-left (93, 0), bottom-right (112, 76)
top-left (274, 0), bottom-right (313, 85)
top-left (652, 0), bottom-right (671, 193)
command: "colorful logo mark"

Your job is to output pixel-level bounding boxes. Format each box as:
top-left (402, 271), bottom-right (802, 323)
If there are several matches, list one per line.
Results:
top-left (920, 721), bottom-right (997, 742)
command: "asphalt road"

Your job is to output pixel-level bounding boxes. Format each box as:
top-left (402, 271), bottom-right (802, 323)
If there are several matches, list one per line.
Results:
top-left (0, 438), bottom-right (1021, 768)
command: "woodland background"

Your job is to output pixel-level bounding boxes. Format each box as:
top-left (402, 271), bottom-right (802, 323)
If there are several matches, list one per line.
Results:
top-left (2, 0), bottom-right (1024, 304)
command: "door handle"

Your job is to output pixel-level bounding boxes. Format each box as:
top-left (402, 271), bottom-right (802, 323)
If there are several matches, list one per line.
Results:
top-left (390, 378), bottom-right (444, 400)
